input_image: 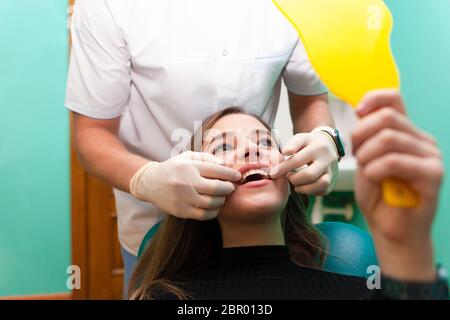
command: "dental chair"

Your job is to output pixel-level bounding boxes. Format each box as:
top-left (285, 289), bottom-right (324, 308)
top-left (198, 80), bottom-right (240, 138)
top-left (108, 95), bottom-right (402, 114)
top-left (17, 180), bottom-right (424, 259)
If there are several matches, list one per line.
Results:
top-left (315, 222), bottom-right (378, 277)
top-left (138, 221), bottom-right (378, 278)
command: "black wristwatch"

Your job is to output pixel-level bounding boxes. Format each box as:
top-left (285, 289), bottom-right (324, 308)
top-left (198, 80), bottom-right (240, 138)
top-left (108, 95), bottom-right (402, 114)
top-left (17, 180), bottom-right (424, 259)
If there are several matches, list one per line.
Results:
top-left (381, 265), bottom-right (449, 300)
top-left (313, 126), bottom-right (346, 162)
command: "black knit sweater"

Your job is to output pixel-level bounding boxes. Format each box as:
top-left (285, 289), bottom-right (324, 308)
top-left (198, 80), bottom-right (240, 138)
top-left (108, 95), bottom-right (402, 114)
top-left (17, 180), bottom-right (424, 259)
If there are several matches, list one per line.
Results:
top-left (155, 245), bottom-right (383, 300)
top-left (151, 245), bottom-right (449, 300)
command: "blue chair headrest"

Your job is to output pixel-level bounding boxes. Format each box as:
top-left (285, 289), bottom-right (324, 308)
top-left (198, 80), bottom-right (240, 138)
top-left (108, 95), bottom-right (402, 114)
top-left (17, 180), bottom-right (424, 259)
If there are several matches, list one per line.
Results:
top-left (316, 222), bottom-right (378, 278)
top-left (138, 220), bottom-right (162, 257)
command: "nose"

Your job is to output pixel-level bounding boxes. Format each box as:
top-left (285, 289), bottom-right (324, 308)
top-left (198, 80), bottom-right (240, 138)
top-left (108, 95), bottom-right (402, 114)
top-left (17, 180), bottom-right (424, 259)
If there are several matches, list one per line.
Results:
top-left (239, 140), bottom-right (260, 163)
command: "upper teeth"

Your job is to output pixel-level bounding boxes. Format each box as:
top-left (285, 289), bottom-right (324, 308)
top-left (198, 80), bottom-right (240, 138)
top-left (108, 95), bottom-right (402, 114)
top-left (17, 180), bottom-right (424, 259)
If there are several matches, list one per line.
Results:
top-left (240, 168), bottom-right (270, 184)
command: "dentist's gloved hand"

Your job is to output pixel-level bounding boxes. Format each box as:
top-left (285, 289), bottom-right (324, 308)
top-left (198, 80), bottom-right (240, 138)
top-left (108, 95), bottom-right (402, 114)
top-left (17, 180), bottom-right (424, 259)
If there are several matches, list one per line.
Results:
top-left (270, 130), bottom-right (339, 196)
top-left (129, 151), bottom-right (241, 220)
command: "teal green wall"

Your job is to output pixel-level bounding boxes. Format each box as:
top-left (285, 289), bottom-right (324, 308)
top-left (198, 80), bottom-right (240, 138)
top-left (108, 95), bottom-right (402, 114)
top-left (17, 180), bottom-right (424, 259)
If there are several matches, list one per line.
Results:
top-left (384, 0), bottom-right (450, 275)
top-left (0, 1), bottom-right (70, 296)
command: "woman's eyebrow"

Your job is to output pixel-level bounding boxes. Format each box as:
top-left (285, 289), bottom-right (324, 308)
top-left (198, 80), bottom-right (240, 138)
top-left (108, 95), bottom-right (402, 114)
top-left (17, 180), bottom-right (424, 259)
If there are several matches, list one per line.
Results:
top-left (251, 129), bottom-right (281, 147)
top-left (250, 128), bottom-right (271, 136)
top-left (203, 128), bottom-right (273, 149)
top-left (204, 130), bottom-right (236, 149)
top-left (249, 129), bottom-right (275, 142)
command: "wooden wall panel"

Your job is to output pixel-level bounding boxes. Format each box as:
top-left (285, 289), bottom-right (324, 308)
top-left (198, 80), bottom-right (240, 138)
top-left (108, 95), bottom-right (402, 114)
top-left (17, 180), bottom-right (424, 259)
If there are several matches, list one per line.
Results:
top-left (70, 0), bottom-right (124, 300)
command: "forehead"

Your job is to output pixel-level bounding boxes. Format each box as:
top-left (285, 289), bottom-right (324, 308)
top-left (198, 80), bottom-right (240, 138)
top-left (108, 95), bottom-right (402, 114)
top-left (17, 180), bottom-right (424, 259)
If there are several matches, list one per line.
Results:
top-left (208, 113), bottom-right (268, 134)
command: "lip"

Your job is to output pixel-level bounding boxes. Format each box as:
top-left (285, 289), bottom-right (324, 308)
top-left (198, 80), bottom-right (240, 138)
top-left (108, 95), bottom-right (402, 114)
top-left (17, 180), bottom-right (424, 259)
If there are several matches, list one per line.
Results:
top-left (238, 162), bottom-right (271, 175)
top-left (238, 178), bottom-right (272, 189)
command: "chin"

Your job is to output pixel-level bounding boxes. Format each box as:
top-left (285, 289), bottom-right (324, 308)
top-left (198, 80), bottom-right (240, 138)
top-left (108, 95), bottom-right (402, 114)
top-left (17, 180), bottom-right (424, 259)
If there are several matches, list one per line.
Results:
top-left (220, 190), bottom-right (288, 223)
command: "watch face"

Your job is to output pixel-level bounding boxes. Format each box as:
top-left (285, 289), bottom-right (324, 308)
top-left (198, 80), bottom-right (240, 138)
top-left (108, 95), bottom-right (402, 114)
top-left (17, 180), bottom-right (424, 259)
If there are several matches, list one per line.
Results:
top-left (334, 129), bottom-right (346, 158)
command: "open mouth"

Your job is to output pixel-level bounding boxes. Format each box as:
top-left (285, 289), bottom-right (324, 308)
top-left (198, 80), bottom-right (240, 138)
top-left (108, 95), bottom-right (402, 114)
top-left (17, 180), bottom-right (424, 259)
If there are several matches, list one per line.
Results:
top-left (238, 168), bottom-right (271, 185)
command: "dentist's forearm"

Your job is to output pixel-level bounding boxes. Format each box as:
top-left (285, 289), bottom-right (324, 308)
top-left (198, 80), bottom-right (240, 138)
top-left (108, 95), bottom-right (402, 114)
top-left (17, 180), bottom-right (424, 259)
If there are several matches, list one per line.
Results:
top-left (288, 92), bottom-right (334, 133)
top-left (73, 113), bottom-right (149, 193)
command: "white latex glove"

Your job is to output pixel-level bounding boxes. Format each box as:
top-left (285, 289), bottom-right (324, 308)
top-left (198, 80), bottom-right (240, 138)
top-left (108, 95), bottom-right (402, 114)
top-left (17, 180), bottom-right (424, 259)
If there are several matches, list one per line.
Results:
top-left (270, 131), bottom-right (339, 196)
top-left (129, 151), bottom-right (241, 220)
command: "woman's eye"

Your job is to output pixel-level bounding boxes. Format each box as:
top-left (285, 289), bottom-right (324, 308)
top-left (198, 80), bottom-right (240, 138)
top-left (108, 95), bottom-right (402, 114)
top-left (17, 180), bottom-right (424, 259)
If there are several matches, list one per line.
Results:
top-left (258, 138), bottom-right (272, 148)
top-left (213, 143), bottom-right (233, 154)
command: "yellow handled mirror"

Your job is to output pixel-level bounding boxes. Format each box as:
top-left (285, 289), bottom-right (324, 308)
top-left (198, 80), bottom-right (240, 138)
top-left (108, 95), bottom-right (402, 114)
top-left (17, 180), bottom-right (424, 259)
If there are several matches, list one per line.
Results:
top-left (273, 0), bottom-right (419, 207)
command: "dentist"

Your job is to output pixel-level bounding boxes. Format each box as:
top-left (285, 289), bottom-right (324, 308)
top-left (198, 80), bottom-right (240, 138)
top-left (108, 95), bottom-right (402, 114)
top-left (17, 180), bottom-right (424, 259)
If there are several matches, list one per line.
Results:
top-left (66, 0), bottom-right (341, 295)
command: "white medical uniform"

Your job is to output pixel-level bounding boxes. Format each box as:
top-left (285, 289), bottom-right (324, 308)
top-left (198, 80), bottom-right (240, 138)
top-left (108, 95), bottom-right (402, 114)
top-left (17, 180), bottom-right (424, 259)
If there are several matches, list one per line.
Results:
top-left (65, 0), bottom-right (327, 255)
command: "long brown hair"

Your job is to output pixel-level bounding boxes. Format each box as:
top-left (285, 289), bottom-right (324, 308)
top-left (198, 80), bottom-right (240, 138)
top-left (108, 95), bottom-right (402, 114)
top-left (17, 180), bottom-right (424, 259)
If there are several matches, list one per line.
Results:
top-left (129, 107), bottom-right (326, 300)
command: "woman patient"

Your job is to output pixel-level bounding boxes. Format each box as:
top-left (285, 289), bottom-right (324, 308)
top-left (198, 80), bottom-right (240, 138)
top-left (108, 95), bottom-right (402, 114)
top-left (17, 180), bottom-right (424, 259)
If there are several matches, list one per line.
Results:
top-left (129, 90), bottom-right (447, 300)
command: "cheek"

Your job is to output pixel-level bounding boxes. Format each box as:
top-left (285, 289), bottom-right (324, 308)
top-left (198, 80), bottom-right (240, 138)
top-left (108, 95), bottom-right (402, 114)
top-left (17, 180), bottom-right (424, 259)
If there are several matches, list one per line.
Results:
top-left (268, 149), bottom-right (285, 167)
top-left (276, 175), bottom-right (290, 202)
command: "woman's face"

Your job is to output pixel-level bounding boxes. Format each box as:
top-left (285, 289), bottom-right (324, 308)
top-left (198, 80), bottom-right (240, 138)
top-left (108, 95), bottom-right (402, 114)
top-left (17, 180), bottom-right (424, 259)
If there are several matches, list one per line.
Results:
top-left (202, 113), bottom-right (289, 223)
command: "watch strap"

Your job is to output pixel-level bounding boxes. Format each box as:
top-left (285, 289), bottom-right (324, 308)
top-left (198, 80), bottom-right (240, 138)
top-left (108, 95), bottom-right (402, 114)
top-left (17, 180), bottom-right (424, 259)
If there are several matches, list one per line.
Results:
top-left (311, 126), bottom-right (345, 161)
